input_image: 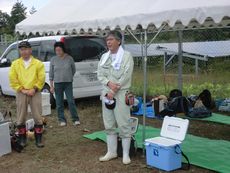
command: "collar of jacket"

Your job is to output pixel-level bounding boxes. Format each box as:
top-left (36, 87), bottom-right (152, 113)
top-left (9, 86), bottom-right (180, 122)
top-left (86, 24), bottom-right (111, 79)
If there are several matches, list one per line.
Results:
top-left (19, 56), bottom-right (36, 67)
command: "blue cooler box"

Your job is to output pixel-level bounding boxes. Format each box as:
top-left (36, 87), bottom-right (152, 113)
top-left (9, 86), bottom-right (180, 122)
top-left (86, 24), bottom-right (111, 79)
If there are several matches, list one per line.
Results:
top-left (145, 116), bottom-right (189, 171)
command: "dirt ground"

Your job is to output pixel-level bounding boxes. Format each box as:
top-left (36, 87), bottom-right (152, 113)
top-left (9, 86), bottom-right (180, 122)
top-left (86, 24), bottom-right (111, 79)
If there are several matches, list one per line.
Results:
top-left (0, 94), bottom-right (229, 173)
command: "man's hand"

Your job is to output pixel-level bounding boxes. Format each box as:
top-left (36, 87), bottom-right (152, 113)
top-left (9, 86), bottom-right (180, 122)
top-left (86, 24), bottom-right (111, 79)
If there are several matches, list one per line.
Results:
top-left (106, 92), bottom-right (114, 100)
top-left (107, 81), bottom-right (121, 93)
top-left (21, 89), bottom-right (28, 95)
top-left (27, 89), bottom-right (36, 96)
top-left (50, 86), bottom-right (54, 94)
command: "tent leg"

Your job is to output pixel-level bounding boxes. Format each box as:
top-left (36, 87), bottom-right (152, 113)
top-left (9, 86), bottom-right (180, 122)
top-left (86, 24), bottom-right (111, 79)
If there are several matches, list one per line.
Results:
top-left (142, 30), bottom-right (148, 155)
top-left (178, 30), bottom-right (183, 91)
top-left (140, 32), bottom-right (144, 69)
top-left (126, 26), bottom-right (167, 156)
top-left (121, 31), bottom-right (125, 48)
top-left (147, 22), bottom-right (167, 48)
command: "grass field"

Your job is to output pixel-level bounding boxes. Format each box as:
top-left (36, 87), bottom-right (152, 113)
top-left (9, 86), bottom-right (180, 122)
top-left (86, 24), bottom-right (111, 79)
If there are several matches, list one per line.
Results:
top-left (131, 62), bottom-right (230, 98)
top-left (0, 94), bottom-right (229, 173)
top-left (0, 60), bottom-right (229, 173)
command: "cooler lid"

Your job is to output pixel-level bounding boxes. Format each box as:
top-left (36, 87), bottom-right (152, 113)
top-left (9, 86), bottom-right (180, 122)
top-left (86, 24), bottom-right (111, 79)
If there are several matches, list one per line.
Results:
top-left (145, 137), bottom-right (181, 147)
top-left (160, 116), bottom-right (189, 142)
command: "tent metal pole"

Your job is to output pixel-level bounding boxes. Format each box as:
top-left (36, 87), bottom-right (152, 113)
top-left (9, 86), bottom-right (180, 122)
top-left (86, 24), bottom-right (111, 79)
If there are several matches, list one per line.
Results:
top-left (121, 31), bottom-right (125, 48)
top-left (142, 26), bottom-right (167, 154)
top-left (147, 23), bottom-right (167, 48)
top-left (126, 28), bottom-right (142, 69)
top-left (142, 29), bottom-right (148, 154)
top-left (178, 30), bottom-right (183, 91)
top-left (140, 32), bottom-right (143, 69)
top-left (126, 26), bottom-right (166, 155)
top-left (126, 28), bottom-right (142, 44)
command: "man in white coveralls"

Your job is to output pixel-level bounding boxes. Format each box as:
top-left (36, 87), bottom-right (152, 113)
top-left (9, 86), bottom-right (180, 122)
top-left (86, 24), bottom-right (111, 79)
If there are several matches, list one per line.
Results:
top-left (97, 30), bottom-right (134, 165)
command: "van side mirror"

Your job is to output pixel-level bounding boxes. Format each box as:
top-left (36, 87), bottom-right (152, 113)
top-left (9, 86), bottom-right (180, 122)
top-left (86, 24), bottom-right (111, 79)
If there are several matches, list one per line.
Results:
top-left (1, 58), bottom-right (7, 64)
top-left (0, 58), bottom-right (11, 67)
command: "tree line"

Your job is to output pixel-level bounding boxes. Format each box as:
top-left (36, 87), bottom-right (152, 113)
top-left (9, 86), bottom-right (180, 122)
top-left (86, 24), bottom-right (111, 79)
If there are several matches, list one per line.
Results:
top-left (0, 1), bottom-right (36, 36)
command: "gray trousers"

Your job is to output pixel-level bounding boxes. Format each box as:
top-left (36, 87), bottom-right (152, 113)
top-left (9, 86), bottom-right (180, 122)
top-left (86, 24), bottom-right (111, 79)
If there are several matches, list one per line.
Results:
top-left (102, 90), bottom-right (131, 138)
top-left (16, 92), bottom-right (43, 125)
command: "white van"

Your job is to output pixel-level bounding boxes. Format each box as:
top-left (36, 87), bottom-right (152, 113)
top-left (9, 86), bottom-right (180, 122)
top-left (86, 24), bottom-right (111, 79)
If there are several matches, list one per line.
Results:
top-left (0, 35), bottom-right (107, 107)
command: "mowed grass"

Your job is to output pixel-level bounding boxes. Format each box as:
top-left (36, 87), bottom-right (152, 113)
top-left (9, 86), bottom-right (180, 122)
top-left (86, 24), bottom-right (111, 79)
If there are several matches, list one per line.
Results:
top-left (0, 95), bottom-right (226, 173)
top-left (0, 61), bottom-right (229, 173)
top-left (0, 96), bottom-right (152, 173)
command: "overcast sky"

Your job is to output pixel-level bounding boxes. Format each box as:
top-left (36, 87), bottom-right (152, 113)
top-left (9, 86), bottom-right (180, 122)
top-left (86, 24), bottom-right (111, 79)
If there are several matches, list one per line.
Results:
top-left (0, 0), bottom-right (51, 14)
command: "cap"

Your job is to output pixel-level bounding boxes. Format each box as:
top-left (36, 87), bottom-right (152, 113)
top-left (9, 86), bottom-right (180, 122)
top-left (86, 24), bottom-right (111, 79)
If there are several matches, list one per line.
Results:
top-left (103, 94), bottom-right (116, 110)
top-left (18, 41), bottom-right (31, 49)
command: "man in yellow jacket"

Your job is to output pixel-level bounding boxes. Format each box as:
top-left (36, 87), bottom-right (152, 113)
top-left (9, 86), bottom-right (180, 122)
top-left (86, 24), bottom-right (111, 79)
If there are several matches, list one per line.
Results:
top-left (9, 41), bottom-right (45, 148)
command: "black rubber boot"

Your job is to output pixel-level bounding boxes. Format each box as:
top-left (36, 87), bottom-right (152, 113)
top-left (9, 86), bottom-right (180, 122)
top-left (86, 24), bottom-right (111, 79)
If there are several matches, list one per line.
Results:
top-left (34, 124), bottom-right (44, 148)
top-left (17, 125), bottom-right (27, 147)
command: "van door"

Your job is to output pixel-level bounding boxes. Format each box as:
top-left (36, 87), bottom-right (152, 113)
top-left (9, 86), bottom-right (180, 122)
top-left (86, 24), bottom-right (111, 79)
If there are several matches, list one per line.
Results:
top-left (0, 44), bottom-right (19, 95)
top-left (30, 41), bottom-right (41, 58)
top-left (40, 40), bottom-right (56, 84)
top-left (64, 37), bottom-right (106, 89)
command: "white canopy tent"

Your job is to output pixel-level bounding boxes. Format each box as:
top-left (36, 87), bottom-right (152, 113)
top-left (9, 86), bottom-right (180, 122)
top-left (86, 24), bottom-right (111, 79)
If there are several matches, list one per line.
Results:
top-left (16, 0), bottom-right (230, 35)
top-left (15, 0), bottom-right (230, 150)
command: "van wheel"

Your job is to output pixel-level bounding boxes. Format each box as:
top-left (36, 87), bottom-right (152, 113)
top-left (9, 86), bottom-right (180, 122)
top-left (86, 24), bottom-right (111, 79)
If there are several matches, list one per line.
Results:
top-left (0, 86), bottom-right (5, 96)
top-left (42, 84), bottom-right (56, 109)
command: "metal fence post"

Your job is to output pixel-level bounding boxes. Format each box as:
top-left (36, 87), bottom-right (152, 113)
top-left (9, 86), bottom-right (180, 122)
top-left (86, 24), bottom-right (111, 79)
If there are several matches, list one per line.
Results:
top-left (195, 58), bottom-right (199, 76)
top-left (178, 30), bottom-right (183, 91)
top-left (142, 29), bottom-right (148, 154)
top-left (164, 52), bottom-right (167, 76)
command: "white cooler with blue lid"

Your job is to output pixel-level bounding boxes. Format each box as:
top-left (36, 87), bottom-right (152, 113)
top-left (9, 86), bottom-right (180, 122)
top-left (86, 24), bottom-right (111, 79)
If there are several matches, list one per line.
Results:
top-left (145, 116), bottom-right (189, 171)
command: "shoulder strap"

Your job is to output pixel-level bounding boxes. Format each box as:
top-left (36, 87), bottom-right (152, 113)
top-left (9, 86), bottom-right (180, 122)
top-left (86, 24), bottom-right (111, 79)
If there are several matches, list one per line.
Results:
top-left (181, 150), bottom-right (190, 170)
top-left (175, 145), bottom-right (190, 170)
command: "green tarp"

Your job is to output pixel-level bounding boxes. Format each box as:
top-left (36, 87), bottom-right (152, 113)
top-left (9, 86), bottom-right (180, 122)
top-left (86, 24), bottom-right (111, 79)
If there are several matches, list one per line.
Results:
top-left (83, 125), bottom-right (230, 173)
top-left (191, 113), bottom-right (230, 125)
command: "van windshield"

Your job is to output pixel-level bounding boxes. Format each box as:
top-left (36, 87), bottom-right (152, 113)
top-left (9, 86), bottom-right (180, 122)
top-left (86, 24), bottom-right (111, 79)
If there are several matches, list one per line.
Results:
top-left (64, 37), bottom-right (107, 62)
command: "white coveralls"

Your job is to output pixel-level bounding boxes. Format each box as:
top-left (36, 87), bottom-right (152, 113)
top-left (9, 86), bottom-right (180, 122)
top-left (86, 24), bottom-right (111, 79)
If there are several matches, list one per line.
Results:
top-left (97, 50), bottom-right (134, 138)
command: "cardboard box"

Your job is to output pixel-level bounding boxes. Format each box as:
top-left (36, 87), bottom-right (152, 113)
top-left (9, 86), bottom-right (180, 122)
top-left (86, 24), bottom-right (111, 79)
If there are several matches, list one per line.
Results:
top-left (28, 104), bottom-right (51, 116)
top-left (42, 104), bottom-right (51, 116)
top-left (0, 122), bottom-right (11, 156)
top-left (41, 92), bottom-right (50, 106)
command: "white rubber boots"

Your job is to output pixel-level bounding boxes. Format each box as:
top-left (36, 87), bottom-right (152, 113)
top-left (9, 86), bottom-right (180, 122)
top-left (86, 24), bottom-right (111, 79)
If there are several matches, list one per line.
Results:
top-left (99, 134), bottom-right (118, 161)
top-left (122, 138), bottom-right (131, 164)
top-left (99, 134), bottom-right (131, 165)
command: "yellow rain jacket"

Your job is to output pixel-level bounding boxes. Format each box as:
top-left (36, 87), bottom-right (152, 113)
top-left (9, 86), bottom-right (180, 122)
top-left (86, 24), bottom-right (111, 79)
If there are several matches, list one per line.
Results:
top-left (9, 56), bottom-right (45, 92)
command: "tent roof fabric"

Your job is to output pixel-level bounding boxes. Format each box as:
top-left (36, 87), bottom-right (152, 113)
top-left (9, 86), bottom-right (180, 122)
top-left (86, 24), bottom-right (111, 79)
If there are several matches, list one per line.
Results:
top-left (16, 0), bottom-right (230, 35)
top-left (125, 41), bottom-right (230, 58)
